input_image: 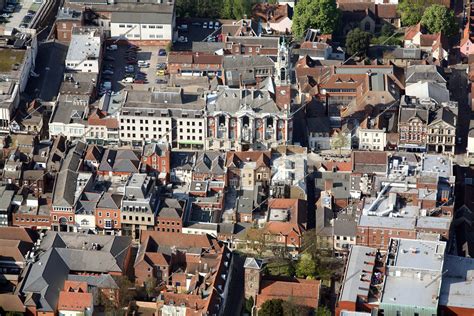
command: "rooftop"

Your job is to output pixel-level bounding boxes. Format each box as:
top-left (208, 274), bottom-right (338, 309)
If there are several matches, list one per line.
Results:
top-left (66, 28), bottom-right (101, 62)
top-left (439, 255), bottom-right (474, 309)
top-left (0, 48), bottom-right (25, 73)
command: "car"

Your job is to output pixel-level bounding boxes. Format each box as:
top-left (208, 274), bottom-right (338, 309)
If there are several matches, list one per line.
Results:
top-left (177, 36), bottom-right (188, 43)
top-left (102, 81), bottom-right (112, 89)
top-left (19, 23), bottom-right (28, 28)
top-left (203, 22), bottom-right (207, 29)
top-left (106, 44), bottom-right (118, 51)
top-left (104, 56), bottom-right (115, 61)
top-left (158, 49), bottom-right (167, 56)
top-left (1, 13), bottom-right (11, 18)
top-left (134, 79), bottom-right (146, 84)
top-left (156, 63), bottom-right (166, 70)
top-left (104, 64), bottom-right (114, 70)
top-left (214, 21), bottom-right (220, 30)
top-left (156, 69), bottom-right (166, 76)
top-left (103, 69), bottom-right (114, 75)
top-left (122, 77), bottom-right (134, 83)
top-left (209, 21), bottom-right (214, 29)
top-left (156, 79), bottom-right (167, 84)
top-left (177, 24), bottom-right (188, 32)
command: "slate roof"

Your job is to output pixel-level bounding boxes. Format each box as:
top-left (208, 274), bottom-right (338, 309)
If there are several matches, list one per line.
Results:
top-left (243, 257), bottom-right (262, 269)
top-left (194, 151), bottom-right (226, 175)
top-left (207, 87), bottom-right (280, 113)
top-left (97, 193), bottom-right (122, 209)
top-left (307, 117), bottom-right (331, 133)
top-left (430, 106), bottom-right (457, 127)
top-left (99, 149), bottom-right (140, 173)
top-left (406, 65), bottom-right (446, 84)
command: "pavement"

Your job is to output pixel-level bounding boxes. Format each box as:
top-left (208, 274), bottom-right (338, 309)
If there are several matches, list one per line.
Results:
top-left (101, 44), bottom-right (167, 93)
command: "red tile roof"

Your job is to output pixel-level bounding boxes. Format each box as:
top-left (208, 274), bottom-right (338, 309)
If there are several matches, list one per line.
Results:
top-left (405, 23), bottom-right (422, 41)
top-left (57, 291), bottom-right (93, 312)
top-left (320, 161), bottom-right (352, 172)
top-left (256, 278), bottom-right (320, 309)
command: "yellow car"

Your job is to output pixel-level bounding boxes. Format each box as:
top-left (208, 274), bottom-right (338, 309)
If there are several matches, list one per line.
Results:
top-left (156, 69), bottom-right (166, 76)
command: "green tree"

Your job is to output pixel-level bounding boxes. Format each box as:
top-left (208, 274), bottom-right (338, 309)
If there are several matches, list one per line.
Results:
top-left (259, 299), bottom-right (284, 316)
top-left (282, 298), bottom-right (312, 316)
top-left (221, 0), bottom-right (234, 19)
top-left (292, 0), bottom-right (340, 39)
top-left (421, 4), bottom-right (457, 36)
top-left (114, 276), bottom-right (134, 310)
top-left (296, 253), bottom-right (316, 279)
top-left (398, 0), bottom-right (428, 26)
top-left (244, 296), bottom-right (254, 314)
top-left (381, 23), bottom-right (394, 37)
top-left (233, 0), bottom-right (250, 19)
top-left (345, 28), bottom-right (372, 57)
top-left (145, 277), bottom-right (157, 299)
top-left (315, 306), bottom-right (332, 316)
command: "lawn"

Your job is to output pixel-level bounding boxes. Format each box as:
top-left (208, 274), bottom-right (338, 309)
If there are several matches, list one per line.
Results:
top-left (0, 49), bottom-right (25, 73)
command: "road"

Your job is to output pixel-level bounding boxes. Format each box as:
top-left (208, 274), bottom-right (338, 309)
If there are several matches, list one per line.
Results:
top-left (222, 253), bottom-right (245, 316)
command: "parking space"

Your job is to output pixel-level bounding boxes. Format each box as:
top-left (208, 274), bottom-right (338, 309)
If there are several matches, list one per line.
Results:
top-left (100, 43), bottom-right (169, 95)
top-left (2, 0), bottom-right (38, 32)
top-left (174, 18), bottom-right (222, 51)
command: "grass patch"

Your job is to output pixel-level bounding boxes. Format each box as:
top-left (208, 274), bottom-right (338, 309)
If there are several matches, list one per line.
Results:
top-left (0, 49), bottom-right (25, 73)
top-left (29, 3), bottom-right (41, 12)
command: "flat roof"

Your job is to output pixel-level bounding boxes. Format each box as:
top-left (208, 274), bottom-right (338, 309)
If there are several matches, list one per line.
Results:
top-left (439, 255), bottom-right (474, 309)
top-left (0, 48), bottom-right (25, 73)
top-left (416, 216), bottom-right (451, 231)
top-left (421, 155), bottom-right (452, 178)
top-left (339, 245), bottom-right (377, 303)
top-left (66, 29), bottom-right (101, 62)
top-left (358, 215), bottom-right (416, 230)
top-left (381, 238), bottom-right (445, 309)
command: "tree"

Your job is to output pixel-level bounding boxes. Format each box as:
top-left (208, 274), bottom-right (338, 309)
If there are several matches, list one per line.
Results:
top-left (345, 28), bottom-right (372, 57)
top-left (381, 23), bottom-right (394, 37)
top-left (145, 277), bottom-right (157, 299)
top-left (259, 299), bottom-right (284, 316)
top-left (398, 0), bottom-right (428, 26)
top-left (292, 0), bottom-right (340, 39)
top-left (245, 227), bottom-right (268, 257)
top-left (282, 298), bottom-right (312, 316)
top-left (221, 0), bottom-right (234, 19)
top-left (114, 276), bottom-right (134, 310)
top-left (315, 306), bottom-right (332, 316)
top-left (244, 296), bottom-right (254, 314)
top-left (421, 4), bottom-right (457, 36)
top-left (233, 0), bottom-right (251, 20)
top-left (296, 253), bottom-right (316, 279)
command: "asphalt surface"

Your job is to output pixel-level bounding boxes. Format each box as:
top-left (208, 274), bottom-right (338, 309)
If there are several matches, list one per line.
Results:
top-left (24, 41), bottom-right (68, 102)
top-left (222, 253), bottom-right (245, 316)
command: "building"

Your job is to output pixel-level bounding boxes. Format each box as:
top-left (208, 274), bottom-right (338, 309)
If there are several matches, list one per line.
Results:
top-left (460, 4), bottom-right (474, 58)
top-left (86, 108), bottom-right (120, 145)
top-left (119, 88), bottom-right (205, 149)
top-left (155, 198), bottom-right (185, 233)
top-left (141, 142), bottom-right (170, 181)
top-left (55, 7), bottom-right (84, 42)
top-left (121, 174), bottom-right (158, 239)
top-left (222, 55), bottom-right (275, 87)
top-left (167, 52), bottom-right (223, 77)
top-left (96, 193), bottom-right (122, 235)
top-left (49, 95), bottom-right (88, 140)
top-left (251, 3), bottom-right (293, 34)
top-left (57, 281), bottom-right (94, 316)
top-left (98, 149), bottom-right (141, 177)
top-left (21, 232), bottom-right (132, 315)
top-left (358, 128), bottom-right (387, 151)
top-left (65, 27), bottom-right (103, 73)
top-left (244, 257), bottom-right (321, 311)
top-left (307, 117), bottom-right (331, 151)
top-left (427, 105), bottom-right (457, 155)
top-left (0, 33), bottom-right (37, 134)
top-left (226, 151), bottom-right (271, 189)
top-left (271, 145), bottom-right (307, 199)
top-left (337, 238), bottom-right (446, 316)
top-left (0, 186), bottom-right (14, 226)
top-left (206, 86), bottom-right (292, 151)
top-left (397, 96), bottom-right (429, 152)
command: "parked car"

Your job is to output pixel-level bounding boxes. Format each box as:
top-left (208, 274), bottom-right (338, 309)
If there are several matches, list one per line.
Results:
top-left (107, 44), bottom-right (118, 51)
top-left (203, 22), bottom-right (208, 29)
top-left (158, 49), bottom-right (167, 56)
top-left (122, 77), bottom-right (134, 83)
top-left (209, 21), bottom-right (214, 29)
top-left (156, 79), bottom-right (167, 84)
top-left (134, 79), bottom-right (146, 84)
top-left (214, 21), bottom-right (220, 30)
top-left (104, 56), bottom-right (115, 61)
top-left (103, 69), bottom-right (114, 75)
top-left (156, 63), bottom-right (166, 70)
top-left (156, 69), bottom-right (166, 76)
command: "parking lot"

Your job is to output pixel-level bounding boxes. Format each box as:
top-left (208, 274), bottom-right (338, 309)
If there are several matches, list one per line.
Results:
top-left (174, 18), bottom-right (223, 51)
top-left (100, 43), bottom-right (168, 95)
top-left (2, 0), bottom-right (40, 32)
